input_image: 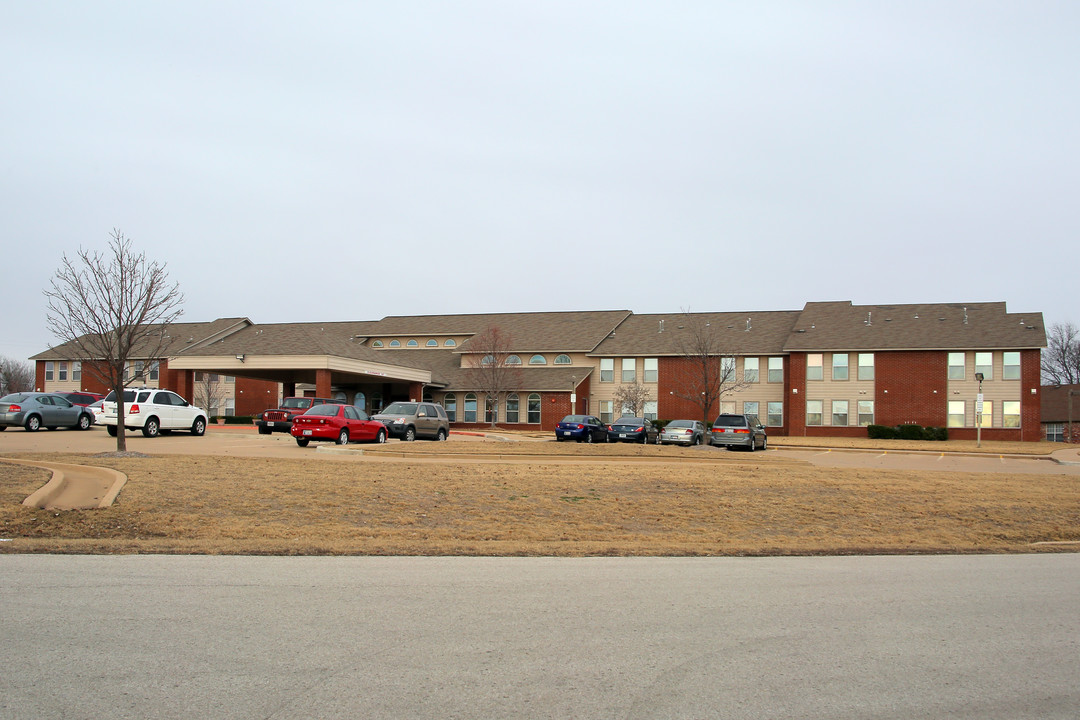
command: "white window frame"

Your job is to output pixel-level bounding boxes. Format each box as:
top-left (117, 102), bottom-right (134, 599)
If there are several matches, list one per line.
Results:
top-left (621, 358), bottom-right (636, 383)
top-left (767, 401), bottom-right (783, 427)
top-left (948, 352), bottom-right (965, 380)
top-left (644, 358), bottom-right (658, 383)
top-left (858, 400), bottom-right (874, 426)
top-left (832, 353), bottom-right (848, 381)
top-left (743, 357), bottom-right (759, 383)
top-left (858, 354), bottom-right (874, 381)
top-left (806, 400), bottom-right (823, 425)
top-left (600, 358), bottom-right (614, 383)
top-left (831, 400), bottom-right (848, 426)
top-left (527, 393), bottom-right (541, 424)
top-left (948, 400), bottom-right (965, 427)
top-left (806, 354), bottom-right (823, 381)
top-left (767, 357), bottom-right (783, 383)
top-left (975, 352), bottom-right (993, 380)
top-left (1003, 401), bottom-right (1020, 428)
top-left (1003, 352), bottom-right (1021, 380)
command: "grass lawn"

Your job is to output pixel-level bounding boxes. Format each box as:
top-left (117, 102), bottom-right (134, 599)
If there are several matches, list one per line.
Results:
top-left (1, 444), bottom-right (1077, 555)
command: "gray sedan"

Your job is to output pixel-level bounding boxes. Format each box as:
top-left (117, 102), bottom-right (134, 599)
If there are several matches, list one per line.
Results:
top-left (659, 419), bottom-right (706, 445)
top-left (0, 392), bottom-right (94, 432)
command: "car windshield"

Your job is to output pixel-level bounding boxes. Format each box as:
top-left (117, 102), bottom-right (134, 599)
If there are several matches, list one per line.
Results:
top-left (713, 415), bottom-right (747, 427)
top-left (382, 402), bottom-right (418, 414)
top-left (667, 420), bottom-right (692, 428)
top-left (305, 404), bottom-right (340, 417)
top-left (560, 415), bottom-right (589, 423)
top-left (282, 398), bottom-right (312, 409)
top-left (1, 393), bottom-right (31, 402)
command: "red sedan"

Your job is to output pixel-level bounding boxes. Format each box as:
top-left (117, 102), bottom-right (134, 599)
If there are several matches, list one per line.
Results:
top-left (290, 404), bottom-right (387, 447)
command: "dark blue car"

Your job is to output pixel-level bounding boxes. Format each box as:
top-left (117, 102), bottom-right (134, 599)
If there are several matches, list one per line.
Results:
top-left (555, 414), bottom-right (608, 443)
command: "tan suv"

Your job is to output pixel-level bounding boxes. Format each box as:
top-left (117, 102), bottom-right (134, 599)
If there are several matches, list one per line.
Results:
top-left (371, 402), bottom-right (450, 441)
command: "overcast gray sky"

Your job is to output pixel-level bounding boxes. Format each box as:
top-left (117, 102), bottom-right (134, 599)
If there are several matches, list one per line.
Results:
top-left (3, 1), bottom-right (1077, 364)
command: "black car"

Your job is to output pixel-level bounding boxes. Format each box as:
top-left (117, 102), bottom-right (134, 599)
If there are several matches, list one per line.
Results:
top-left (555, 415), bottom-right (608, 443)
top-left (607, 416), bottom-right (659, 444)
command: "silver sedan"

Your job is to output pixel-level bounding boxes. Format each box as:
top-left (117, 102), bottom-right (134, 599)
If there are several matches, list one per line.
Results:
top-left (659, 419), bottom-right (706, 445)
top-left (0, 392), bottom-right (94, 432)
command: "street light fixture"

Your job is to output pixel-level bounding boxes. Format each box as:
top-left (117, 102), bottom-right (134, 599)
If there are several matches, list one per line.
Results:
top-left (975, 372), bottom-right (984, 448)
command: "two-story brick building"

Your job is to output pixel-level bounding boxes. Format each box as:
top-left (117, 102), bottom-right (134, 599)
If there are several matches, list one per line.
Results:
top-left (30, 300), bottom-right (1046, 440)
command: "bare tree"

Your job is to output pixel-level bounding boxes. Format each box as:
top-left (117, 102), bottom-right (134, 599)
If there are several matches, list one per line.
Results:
top-left (1042, 322), bottom-right (1080, 385)
top-left (614, 382), bottom-right (652, 418)
top-left (670, 309), bottom-right (750, 425)
top-left (43, 230), bottom-right (184, 451)
top-left (194, 373), bottom-right (225, 418)
top-left (463, 325), bottom-right (523, 427)
top-left (0, 356), bottom-right (34, 394)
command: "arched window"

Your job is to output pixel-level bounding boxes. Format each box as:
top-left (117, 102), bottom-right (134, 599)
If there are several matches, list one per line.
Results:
top-left (426, 339), bottom-right (438, 347)
top-left (529, 354), bottom-right (547, 365)
top-left (527, 393), bottom-right (541, 424)
top-left (389, 340), bottom-right (401, 347)
top-left (554, 354), bottom-right (571, 365)
top-left (407, 339), bottom-right (419, 347)
top-left (506, 355), bottom-right (522, 365)
top-left (353, 392), bottom-right (366, 410)
top-left (444, 393), bottom-right (457, 422)
top-left (371, 340), bottom-right (383, 348)
top-left (481, 354), bottom-right (495, 366)
top-left (464, 393), bottom-right (478, 423)
top-left (444, 339), bottom-right (457, 347)
top-left (485, 395), bottom-right (498, 424)
top-left (506, 394), bottom-right (520, 423)
top-left (333, 391), bottom-right (347, 402)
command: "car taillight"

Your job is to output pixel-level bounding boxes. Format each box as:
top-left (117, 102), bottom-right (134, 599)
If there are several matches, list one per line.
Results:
top-left (129, 404), bottom-right (140, 415)
top-left (8, 404), bottom-right (20, 412)
top-left (636, 427), bottom-right (644, 432)
top-left (683, 429), bottom-right (692, 434)
top-left (607, 425), bottom-right (613, 431)
top-left (734, 428), bottom-right (749, 433)
top-left (576, 424), bottom-right (584, 429)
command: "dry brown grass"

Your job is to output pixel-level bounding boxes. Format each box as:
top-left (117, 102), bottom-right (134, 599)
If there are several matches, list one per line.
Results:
top-left (2, 448), bottom-right (1077, 556)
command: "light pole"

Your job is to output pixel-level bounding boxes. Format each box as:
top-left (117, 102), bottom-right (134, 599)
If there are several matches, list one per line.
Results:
top-left (975, 372), bottom-right (984, 448)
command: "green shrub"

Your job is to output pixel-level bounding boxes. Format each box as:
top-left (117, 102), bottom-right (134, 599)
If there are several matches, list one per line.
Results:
top-left (866, 424), bottom-right (897, 439)
top-left (897, 423), bottom-right (926, 440)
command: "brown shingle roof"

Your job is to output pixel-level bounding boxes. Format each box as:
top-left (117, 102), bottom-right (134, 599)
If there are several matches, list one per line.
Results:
top-left (31, 318), bottom-right (252, 360)
top-left (592, 311), bottom-right (801, 356)
top-left (176, 321), bottom-right (385, 362)
top-left (1041, 384), bottom-right (1080, 423)
top-left (782, 301), bottom-right (1046, 352)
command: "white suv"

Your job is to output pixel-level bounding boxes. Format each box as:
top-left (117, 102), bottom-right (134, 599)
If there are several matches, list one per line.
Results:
top-left (101, 388), bottom-right (208, 438)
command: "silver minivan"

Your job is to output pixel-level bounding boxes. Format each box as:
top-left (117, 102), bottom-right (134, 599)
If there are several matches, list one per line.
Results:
top-left (709, 413), bottom-right (767, 451)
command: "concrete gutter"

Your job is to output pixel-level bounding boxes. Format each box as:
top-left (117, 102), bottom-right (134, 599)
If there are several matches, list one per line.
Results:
top-left (3, 458), bottom-right (128, 510)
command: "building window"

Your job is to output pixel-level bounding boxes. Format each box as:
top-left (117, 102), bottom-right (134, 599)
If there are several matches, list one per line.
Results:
top-left (832, 353), bottom-right (848, 381)
top-left (506, 394), bottom-right (520, 423)
top-left (72, 362), bottom-right (81, 381)
top-left (948, 401), bottom-right (965, 427)
top-left (806, 400), bottom-right (823, 426)
top-left (444, 393), bottom-right (456, 422)
top-left (480, 354), bottom-right (495, 366)
top-left (45, 362), bottom-right (54, 381)
top-left (333, 391), bottom-right (348, 402)
top-left (721, 401), bottom-right (736, 414)
top-left (599, 401), bottom-right (613, 424)
top-left (767, 402), bottom-right (783, 427)
top-left (484, 396), bottom-right (498, 424)
top-left (505, 355), bottom-right (522, 365)
top-left (743, 357), bottom-right (759, 383)
top-left (743, 401), bottom-right (759, 419)
top-left (407, 339), bottom-right (419, 347)
top-left (1046, 422), bottom-right (1064, 442)
top-left (644, 358), bottom-right (658, 383)
top-left (858, 400), bottom-right (874, 426)
top-left (371, 392), bottom-right (383, 412)
top-left (444, 339), bottom-right (456, 347)
top-left (464, 393), bottom-right (477, 423)
top-left (58, 362), bottom-right (68, 381)
top-left (807, 354), bottom-right (823, 381)
top-left (554, 354), bottom-right (571, 365)
top-left (768, 357), bottom-right (783, 383)
top-left (1003, 352), bottom-right (1021, 380)
top-left (1003, 401), bottom-right (1020, 428)
top-left (529, 355), bottom-right (547, 365)
top-left (832, 400), bottom-right (848, 426)
top-left (149, 361), bottom-right (159, 381)
top-left (224, 397), bottom-right (235, 416)
top-left (372, 340), bottom-right (383, 348)
top-left (621, 358), bottom-right (635, 383)
top-left (979, 400), bottom-right (993, 427)
top-left (426, 339), bottom-right (438, 347)
top-left (527, 393), bottom-right (541, 424)
top-left (423, 387), bottom-right (433, 402)
top-left (858, 354), bottom-right (874, 381)
top-left (975, 352), bottom-right (993, 379)
top-left (643, 401), bottom-right (657, 421)
top-left (389, 340), bottom-right (401, 347)
top-left (721, 357), bottom-right (736, 382)
top-left (354, 392), bottom-right (366, 411)
top-left (948, 352), bottom-right (965, 380)
top-left (600, 358), bottom-right (614, 382)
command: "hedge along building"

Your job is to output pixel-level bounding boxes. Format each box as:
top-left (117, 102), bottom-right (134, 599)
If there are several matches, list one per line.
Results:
top-left (30, 301), bottom-right (1046, 440)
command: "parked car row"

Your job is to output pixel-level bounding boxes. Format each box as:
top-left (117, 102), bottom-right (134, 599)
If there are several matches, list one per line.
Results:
top-left (553, 413), bottom-right (767, 450)
top-left (0, 392), bottom-right (96, 431)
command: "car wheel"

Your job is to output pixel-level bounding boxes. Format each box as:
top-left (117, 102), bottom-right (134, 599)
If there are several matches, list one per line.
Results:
top-left (77, 414), bottom-right (93, 431)
top-left (404, 426), bottom-right (416, 442)
top-left (586, 432), bottom-right (593, 444)
top-left (761, 436), bottom-right (767, 450)
top-left (640, 433), bottom-right (647, 444)
top-left (192, 418), bottom-right (206, 436)
top-left (655, 433), bottom-right (661, 445)
top-left (337, 428), bottom-right (349, 445)
top-left (376, 429), bottom-right (386, 444)
top-left (258, 426), bottom-right (271, 435)
top-left (142, 418), bottom-right (160, 438)
top-left (106, 424), bottom-right (117, 437)
top-left (25, 415), bottom-right (41, 432)
top-left (435, 428), bottom-right (447, 442)
top-left (296, 438), bottom-right (309, 447)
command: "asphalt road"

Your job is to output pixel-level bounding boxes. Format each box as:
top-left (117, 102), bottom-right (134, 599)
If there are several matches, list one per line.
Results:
top-left (2, 554), bottom-right (1078, 720)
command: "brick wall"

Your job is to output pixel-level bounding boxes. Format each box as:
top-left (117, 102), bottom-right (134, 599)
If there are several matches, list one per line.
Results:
top-left (236, 377), bottom-right (280, 416)
top-left (1021, 349), bottom-right (1041, 442)
top-left (876, 351), bottom-right (948, 428)
top-left (657, 357), bottom-right (719, 424)
top-left (787, 352), bottom-right (806, 436)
